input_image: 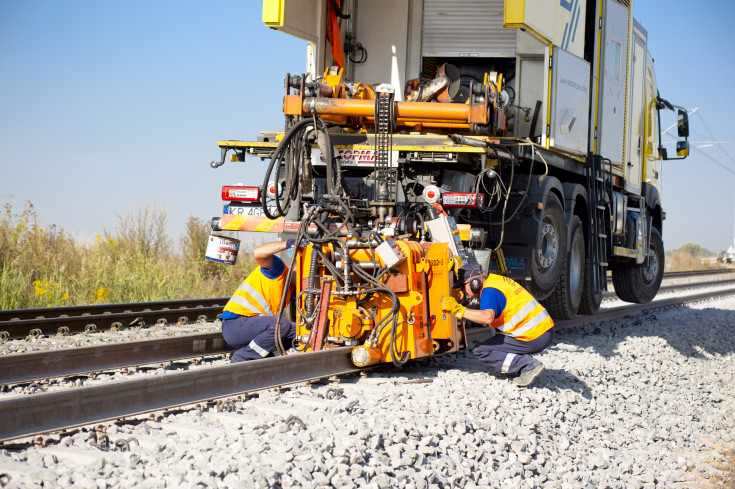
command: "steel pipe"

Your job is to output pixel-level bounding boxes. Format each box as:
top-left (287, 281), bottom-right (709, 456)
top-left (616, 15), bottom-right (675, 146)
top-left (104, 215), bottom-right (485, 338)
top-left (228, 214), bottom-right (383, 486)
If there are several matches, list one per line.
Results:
top-left (303, 98), bottom-right (473, 122)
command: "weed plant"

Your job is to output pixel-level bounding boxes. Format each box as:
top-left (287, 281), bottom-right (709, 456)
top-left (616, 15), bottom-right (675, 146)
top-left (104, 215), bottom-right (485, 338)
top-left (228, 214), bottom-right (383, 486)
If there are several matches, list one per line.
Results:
top-left (0, 201), bottom-right (256, 309)
top-left (665, 249), bottom-right (731, 272)
top-left (5, 199), bottom-right (728, 310)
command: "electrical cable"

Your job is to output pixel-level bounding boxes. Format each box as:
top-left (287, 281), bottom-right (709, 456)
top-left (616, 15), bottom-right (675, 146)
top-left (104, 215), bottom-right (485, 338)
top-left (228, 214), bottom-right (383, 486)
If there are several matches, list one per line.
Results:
top-left (345, 39), bottom-right (367, 64)
top-left (492, 147), bottom-right (514, 255)
top-left (261, 116), bottom-right (338, 220)
top-left (273, 213), bottom-right (311, 355)
top-left (351, 263), bottom-right (406, 366)
top-left (486, 140), bottom-right (548, 227)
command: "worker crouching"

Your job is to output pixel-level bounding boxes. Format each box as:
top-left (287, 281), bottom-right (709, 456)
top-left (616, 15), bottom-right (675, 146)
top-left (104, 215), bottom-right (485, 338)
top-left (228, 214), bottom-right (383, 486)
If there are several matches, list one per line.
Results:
top-left (441, 264), bottom-right (554, 387)
top-left (220, 240), bottom-right (297, 362)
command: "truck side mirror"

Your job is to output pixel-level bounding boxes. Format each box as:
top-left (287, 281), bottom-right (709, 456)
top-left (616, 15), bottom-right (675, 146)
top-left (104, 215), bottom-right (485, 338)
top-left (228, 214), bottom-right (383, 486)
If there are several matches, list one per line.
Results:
top-left (676, 140), bottom-right (689, 157)
top-left (677, 109), bottom-right (689, 138)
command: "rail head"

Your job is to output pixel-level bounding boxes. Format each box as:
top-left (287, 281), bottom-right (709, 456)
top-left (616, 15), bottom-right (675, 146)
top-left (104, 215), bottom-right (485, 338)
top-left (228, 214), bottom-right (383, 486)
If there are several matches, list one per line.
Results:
top-left (0, 347), bottom-right (357, 443)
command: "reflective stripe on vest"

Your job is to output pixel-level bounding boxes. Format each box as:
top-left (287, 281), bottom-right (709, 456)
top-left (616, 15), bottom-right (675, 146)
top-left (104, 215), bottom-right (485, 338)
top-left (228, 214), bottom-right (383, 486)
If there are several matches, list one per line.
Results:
top-left (484, 274), bottom-right (554, 341)
top-left (227, 284), bottom-right (274, 316)
top-left (223, 266), bottom-right (289, 317)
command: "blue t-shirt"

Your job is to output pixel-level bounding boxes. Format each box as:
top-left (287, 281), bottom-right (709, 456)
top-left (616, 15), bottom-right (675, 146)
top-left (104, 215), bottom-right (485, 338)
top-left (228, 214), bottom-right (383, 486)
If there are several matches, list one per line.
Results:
top-left (480, 287), bottom-right (506, 319)
top-left (220, 256), bottom-right (285, 319)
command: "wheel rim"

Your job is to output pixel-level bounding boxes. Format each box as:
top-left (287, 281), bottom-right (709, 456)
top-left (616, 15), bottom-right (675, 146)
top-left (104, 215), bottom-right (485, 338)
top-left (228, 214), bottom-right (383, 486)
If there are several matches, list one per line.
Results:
top-left (569, 231), bottom-right (583, 297)
top-left (642, 247), bottom-right (659, 284)
top-left (536, 222), bottom-right (558, 276)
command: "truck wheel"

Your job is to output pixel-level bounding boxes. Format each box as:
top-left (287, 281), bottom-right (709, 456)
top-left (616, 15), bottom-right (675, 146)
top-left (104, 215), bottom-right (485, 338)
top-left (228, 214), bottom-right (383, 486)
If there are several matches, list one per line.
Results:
top-left (578, 241), bottom-right (603, 315)
top-left (611, 227), bottom-right (664, 304)
top-left (541, 216), bottom-right (583, 319)
top-left (525, 193), bottom-right (565, 300)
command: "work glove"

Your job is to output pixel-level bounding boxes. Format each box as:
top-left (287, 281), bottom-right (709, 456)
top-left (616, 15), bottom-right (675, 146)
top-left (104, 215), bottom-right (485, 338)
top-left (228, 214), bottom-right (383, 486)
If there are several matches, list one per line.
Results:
top-left (441, 295), bottom-right (466, 320)
top-left (286, 238), bottom-right (310, 249)
top-left (450, 255), bottom-right (463, 273)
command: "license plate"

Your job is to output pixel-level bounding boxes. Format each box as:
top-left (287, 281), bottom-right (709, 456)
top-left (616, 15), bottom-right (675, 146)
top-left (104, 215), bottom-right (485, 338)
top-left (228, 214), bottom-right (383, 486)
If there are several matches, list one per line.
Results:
top-left (224, 204), bottom-right (278, 216)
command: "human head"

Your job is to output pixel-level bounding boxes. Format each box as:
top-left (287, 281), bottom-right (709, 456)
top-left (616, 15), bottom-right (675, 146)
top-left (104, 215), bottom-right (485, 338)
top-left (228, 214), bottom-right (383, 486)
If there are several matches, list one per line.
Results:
top-left (454, 264), bottom-right (484, 298)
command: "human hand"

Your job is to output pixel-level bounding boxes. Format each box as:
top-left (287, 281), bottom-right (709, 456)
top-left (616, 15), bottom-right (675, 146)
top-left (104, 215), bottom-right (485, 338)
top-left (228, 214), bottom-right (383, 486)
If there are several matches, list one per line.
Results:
top-left (286, 238), bottom-right (310, 249)
top-left (440, 295), bottom-right (466, 319)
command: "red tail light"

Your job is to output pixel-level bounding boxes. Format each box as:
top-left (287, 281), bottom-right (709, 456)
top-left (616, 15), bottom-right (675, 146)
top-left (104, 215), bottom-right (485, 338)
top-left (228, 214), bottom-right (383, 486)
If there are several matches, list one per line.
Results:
top-left (441, 192), bottom-right (485, 208)
top-left (422, 185), bottom-right (441, 204)
top-left (221, 186), bottom-right (260, 202)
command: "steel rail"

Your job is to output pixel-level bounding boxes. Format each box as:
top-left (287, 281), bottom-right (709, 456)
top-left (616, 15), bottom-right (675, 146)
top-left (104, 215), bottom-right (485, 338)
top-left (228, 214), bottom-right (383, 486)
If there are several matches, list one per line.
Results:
top-left (0, 347), bottom-right (358, 443)
top-left (601, 278), bottom-right (735, 299)
top-left (603, 268), bottom-right (735, 285)
top-left (653, 268), bottom-right (734, 279)
top-left (0, 297), bottom-right (227, 322)
top-left (555, 286), bottom-right (735, 331)
top-left (0, 333), bottom-right (228, 385)
top-left (3, 274), bottom-right (731, 340)
top-left (1, 286), bottom-right (734, 443)
top-left (0, 305), bottom-right (225, 340)
top-left (5, 281), bottom-right (735, 386)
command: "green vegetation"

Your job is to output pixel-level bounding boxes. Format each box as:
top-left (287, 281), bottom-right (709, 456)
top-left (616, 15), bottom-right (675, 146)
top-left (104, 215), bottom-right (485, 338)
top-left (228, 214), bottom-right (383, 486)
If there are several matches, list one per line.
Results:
top-left (665, 242), bottom-right (727, 272)
top-left (3, 199), bottom-right (729, 309)
top-left (0, 200), bottom-right (256, 310)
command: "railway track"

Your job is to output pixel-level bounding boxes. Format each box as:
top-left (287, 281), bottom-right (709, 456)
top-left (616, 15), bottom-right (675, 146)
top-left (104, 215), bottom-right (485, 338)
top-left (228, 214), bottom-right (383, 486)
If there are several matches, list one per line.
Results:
top-left (1, 278), bottom-right (735, 444)
top-left (1, 269), bottom-right (732, 340)
top-left (602, 272), bottom-right (735, 299)
top-left (0, 298), bottom-right (227, 340)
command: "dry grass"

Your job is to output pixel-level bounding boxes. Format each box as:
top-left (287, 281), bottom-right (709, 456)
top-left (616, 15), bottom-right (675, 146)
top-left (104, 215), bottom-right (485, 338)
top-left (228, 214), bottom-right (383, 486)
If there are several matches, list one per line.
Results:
top-left (665, 249), bottom-right (731, 273)
top-left (3, 199), bottom-right (729, 309)
top-left (0, 200), bottom-right (255, 309)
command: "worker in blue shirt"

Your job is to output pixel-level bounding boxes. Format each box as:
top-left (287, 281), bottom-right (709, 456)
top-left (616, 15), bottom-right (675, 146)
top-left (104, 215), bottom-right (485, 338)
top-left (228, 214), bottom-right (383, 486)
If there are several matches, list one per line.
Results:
top-left (441, 264), bottom-right (554, 386)
top-left (220, 240), bottom-right (299, 362)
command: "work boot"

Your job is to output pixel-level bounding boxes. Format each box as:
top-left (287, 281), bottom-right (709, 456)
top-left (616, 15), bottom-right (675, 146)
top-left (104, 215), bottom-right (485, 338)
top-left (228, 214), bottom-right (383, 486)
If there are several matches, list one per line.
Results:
top-left (513, 362), bottom-right (545, 387)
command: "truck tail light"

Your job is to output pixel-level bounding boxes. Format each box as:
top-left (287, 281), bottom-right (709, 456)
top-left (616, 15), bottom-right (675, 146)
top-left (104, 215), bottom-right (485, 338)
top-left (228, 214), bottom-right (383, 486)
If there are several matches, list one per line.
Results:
top-left (221, 186), bottom-right (260, 202)
top-left (422, 185), bottom-right (442, 204)
top-left (441, 192), bottom-right (485, 208)
top-left (266, 182), bottom-right (277, 198)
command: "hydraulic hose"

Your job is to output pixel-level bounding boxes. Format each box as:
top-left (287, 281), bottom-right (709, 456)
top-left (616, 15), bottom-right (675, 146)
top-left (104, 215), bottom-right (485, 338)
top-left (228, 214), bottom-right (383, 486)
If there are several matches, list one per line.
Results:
top-left (273, 217), bottom-right (310, 355)
top-left (351, 264), bottom-right (407, 367)
top-left (262, 118), bottom-right (310, 219)
top-left (261, 117), bottom-right (337, 220)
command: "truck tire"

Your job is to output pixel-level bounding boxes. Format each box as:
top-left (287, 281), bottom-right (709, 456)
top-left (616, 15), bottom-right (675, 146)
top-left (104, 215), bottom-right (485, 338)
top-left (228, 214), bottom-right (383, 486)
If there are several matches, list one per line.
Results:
top-left (525, 193), bottom-right (566, 300)
top-left (578, 243), bottom-right (603, 315)
top-left (611, 227), bottom-right (664, 304)
top-left (541, 216), bottom-right (584, 319)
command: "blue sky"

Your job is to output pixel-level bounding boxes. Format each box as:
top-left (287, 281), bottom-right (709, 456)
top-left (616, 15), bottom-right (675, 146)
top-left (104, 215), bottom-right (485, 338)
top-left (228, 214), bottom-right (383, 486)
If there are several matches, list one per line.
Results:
top-left (1, 1), bottom-right (734, 253)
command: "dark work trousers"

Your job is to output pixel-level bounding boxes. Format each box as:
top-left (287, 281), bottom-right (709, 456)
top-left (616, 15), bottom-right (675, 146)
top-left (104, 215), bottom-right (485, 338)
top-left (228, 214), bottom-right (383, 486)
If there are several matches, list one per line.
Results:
top-left (221, 315), bottom-right (295, 362)
top-left (472, 327), bottom-right (554, 376)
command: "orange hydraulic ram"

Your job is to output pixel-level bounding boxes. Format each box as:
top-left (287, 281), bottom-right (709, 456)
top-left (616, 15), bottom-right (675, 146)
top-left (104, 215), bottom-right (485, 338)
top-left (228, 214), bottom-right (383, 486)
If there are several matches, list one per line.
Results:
top-left (285, 97), bottom-right (490, 127)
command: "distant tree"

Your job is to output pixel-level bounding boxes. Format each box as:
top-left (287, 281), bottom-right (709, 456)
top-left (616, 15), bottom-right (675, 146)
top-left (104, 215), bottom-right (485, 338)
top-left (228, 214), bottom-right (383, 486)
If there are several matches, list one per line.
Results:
top-left (676, 242), bottom-right (709, 256)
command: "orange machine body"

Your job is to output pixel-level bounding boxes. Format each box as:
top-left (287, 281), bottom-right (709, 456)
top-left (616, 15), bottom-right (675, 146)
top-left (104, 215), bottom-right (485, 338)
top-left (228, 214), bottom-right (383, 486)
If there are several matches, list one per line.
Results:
top-left (293, 240), bottom-right (463, 365)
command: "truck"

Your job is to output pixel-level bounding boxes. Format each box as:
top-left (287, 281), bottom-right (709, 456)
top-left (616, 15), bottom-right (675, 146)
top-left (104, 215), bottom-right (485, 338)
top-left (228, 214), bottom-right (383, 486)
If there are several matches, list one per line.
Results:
top-left (206, 0), bottom-right (690, 366)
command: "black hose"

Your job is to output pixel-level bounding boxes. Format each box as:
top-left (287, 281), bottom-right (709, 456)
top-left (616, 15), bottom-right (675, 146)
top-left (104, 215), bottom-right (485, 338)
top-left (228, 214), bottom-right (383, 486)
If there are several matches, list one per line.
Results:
top-left (261, 118), bottom-right (312, 219)
top-left (488, 146), bottom-right (535, 226)
top-left (351, 264), bottom-right (407, 367)
top-left (304, 247), bottom-right (320, 327)
top-left (273, 217), bottom-right (310, 355)
top-left (261, 117), bottom-right (337, 220)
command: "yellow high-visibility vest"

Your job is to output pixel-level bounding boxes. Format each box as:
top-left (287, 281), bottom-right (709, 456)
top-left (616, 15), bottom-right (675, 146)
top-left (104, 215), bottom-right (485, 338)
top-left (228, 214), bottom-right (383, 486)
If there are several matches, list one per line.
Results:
top-left (223, 266), bottom-right (290, 317)
top-left (483, 274), bottom-right (554, 341)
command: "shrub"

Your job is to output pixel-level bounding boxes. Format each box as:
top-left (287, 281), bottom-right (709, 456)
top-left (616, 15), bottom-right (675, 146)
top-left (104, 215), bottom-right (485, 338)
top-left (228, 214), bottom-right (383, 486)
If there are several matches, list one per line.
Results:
top-left (0, 200), bottom-right (256, 309)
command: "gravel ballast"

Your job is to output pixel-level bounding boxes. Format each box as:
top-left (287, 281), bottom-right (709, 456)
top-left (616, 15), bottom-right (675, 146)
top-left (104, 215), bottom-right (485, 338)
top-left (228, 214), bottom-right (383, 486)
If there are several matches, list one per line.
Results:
top-left (1, 294), bottom-right (734, 488)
